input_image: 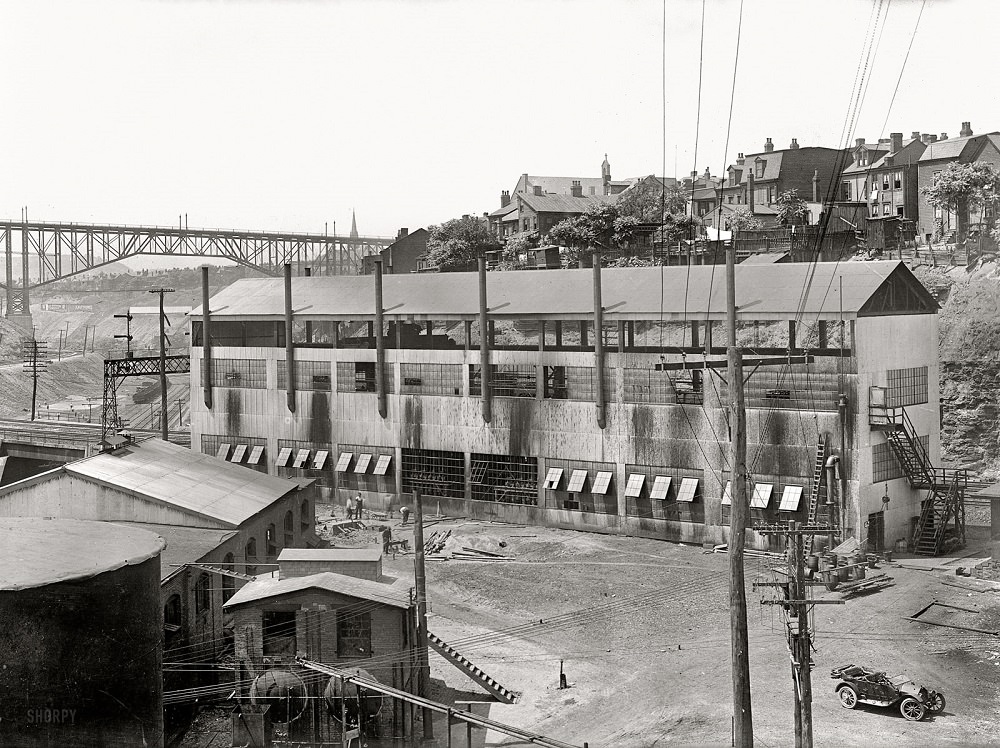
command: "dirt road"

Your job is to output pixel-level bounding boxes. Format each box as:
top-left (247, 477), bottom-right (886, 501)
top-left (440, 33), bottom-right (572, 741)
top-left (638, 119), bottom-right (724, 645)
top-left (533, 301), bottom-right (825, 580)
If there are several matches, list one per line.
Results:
top-left (372, 516), bottom-right (1000, 747)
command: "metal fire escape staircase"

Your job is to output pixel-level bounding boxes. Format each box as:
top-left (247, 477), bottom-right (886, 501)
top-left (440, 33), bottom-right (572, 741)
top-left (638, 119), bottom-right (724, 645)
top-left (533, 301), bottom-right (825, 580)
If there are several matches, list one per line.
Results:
top-left (869, 390), bottom-right (966, 556)
top-left (426, 631), bottom-right (520, 704)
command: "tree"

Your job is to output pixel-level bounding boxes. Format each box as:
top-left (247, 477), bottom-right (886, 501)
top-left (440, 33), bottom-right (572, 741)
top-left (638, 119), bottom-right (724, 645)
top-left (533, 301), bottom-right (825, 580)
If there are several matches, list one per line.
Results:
top-left (615, 178), bottom-right (687, 223)
top-left (424, 216), bottom-right (502, 271)
top-left (775, 189), bottom-right (808, 226)
top-left (497, 230), bottom-right (539, 270)
top-left (921, 161), bottom-right (1000, 240)
top-left (726, 206), bottom-right (763, 232)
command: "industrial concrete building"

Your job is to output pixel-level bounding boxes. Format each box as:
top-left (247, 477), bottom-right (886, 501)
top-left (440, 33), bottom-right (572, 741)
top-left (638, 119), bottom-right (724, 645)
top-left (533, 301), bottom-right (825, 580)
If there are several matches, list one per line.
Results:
top-left (0, 518), bottom-right (165, 747)
top-left (189, 260), bottom-right (953, 553)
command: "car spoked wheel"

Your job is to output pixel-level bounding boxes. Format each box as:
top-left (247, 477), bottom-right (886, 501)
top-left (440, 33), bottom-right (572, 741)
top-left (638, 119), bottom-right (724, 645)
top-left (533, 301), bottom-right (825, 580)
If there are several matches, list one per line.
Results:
top-left (900, 697), bottom-right (926, 721)
top-left (838, 686), bottom-right (858, 709)
top-left (928, 692), bottom-right (946, 713)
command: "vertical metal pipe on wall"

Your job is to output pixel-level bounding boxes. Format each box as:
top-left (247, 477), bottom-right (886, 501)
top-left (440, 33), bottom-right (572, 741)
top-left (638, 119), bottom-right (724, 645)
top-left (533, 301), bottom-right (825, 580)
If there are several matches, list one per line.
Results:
top-left (592, 250), bottom-right (606, 429)
top-left (284, 263), bottom-right (296, 413)
top-left (374, 259), bottom-right (387, 419)
top-left (201, 266), bottom-right (213, 409)
top-left (478, 257), bottom-right (491, 423)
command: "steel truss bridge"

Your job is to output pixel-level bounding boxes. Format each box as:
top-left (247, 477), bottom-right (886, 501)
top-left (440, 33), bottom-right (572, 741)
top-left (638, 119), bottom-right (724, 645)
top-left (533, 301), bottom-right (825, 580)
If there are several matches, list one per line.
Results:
top-left (0, 220), bottom-right (393, 316)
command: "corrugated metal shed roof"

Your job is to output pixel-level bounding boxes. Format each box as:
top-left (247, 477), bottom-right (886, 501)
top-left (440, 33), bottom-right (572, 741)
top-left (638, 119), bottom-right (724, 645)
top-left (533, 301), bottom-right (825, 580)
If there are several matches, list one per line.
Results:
top-left (66, 439), bottom-right (301, 528)
top-left (114, 521), bottom-right (237, 581)
top-left (224, 570), bottom-right (412, 609)
top-left (278, 548), bottom-right (382, 563)
top-left (0, 517), bottom-right (165, 591)
top-left (193, 261), bottom-right (919, 322)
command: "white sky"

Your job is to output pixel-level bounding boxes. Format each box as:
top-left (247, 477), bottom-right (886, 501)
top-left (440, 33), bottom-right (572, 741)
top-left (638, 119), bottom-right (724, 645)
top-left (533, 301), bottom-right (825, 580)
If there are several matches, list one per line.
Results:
top-left (0, 0), bottom-right (993, 239)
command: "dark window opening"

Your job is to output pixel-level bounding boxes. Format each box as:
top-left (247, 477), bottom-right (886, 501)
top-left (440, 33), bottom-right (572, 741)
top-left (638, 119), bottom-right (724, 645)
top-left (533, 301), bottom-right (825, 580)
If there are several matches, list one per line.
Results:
top-left (402, 448), bottom-right (464, 499)
top-left (284, 510), bottom-right (294, 547)
top-left (222, 553), bottom-right (236, 603)
top-left (245, 537), bottom-right (258, 576)
top-left (262, 610), bottom-right (298, 658)
top-left (471, 453), bottom-right (538, 505)
top-left (337, 611), bottom-right (372, 658)
top-left (266, 524), bottom-right (277, 559)
top-left (164, 594), bottom-right (182, 628)
top-left (544, 366), bottom-right (567, 399)
top-left (195, 573), bottom-right (211, 614)
top-left (301, 499), bottom-right (311, 532)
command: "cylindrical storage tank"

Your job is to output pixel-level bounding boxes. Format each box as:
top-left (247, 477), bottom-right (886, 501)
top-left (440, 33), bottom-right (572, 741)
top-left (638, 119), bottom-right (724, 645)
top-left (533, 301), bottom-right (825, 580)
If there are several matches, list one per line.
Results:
top-left (0, 517), bottom-right (165, 748)
top-left (250, 669), bottom-right (308, 725)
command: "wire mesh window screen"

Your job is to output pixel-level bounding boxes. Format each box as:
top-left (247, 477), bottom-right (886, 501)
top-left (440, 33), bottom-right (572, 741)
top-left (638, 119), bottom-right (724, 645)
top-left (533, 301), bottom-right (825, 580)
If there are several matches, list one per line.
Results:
top-left (205, 358), bottom-right (267, 389)
top-left (470, 453), bottom-right (538, 505)
top-left (543, 366), bottom-right (616, 401)
top-left (622, 368), bottom-right (702, 405)
top-left (490, 365), bottom-right (538, 398)
top-left (277, 359), bottom-right (332, 391)
top-left (624, 465), bottom-right (703, 522)
top-left (543, 459), bottom-right (617, 515)
top-left (401, 448), bottom-right (465, 499)
top-left (336, 361), bottom-right (394, 393)
top-left (399, 363), bottom-right (464, 396)
top-left (885, 366), bottom-right (928, 407)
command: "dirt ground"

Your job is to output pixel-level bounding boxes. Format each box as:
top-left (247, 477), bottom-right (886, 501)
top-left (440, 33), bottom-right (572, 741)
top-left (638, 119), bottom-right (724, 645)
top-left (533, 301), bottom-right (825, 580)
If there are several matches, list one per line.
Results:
top-left (336, 510), bottom-right (1000, 748)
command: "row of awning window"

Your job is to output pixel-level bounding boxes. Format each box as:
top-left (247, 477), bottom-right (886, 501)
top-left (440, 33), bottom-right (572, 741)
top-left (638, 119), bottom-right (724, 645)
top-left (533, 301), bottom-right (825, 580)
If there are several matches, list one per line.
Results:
top-left (722, 482), bottom-right (804, 511)
top-left (333, 451), bottom-right (392, 475)
top-left (216, 443), bottom-right (265, 466)
top-left (623, 474), bottom-right (699, 502)
top-left (274, 447), bottom-right (330, 470)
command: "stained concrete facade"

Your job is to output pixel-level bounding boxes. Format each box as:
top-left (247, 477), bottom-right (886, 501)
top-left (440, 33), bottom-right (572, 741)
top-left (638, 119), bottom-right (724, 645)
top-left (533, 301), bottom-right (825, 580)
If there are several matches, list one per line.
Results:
top-left (190, 262), bottom-right (941, 552)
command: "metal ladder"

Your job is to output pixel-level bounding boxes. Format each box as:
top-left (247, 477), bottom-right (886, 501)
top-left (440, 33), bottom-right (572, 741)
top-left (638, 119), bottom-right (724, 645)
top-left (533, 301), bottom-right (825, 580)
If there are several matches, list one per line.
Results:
top-left (805, 441), bottom-right (826, 555)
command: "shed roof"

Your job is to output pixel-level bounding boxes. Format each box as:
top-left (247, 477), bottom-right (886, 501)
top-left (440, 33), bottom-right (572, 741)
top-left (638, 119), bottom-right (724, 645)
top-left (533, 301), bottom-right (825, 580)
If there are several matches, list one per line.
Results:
top-left (916, 133), bottom-right (1000, 162)
top-left (0, 517), bottom-right (165, 591)
top-left (278, 548), bottom-right (383, 563)
top-left (193, 261), bottom-right (932, 323)
top-left (65, 439), bottom-right (302, 528)
top-left (224, 570), bottom-right (412, 610)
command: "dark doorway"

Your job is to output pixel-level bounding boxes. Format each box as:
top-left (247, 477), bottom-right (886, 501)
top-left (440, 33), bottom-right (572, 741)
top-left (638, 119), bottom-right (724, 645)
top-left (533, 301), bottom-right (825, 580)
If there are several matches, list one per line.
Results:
top-left (867, 510), bottom-right (885, 553)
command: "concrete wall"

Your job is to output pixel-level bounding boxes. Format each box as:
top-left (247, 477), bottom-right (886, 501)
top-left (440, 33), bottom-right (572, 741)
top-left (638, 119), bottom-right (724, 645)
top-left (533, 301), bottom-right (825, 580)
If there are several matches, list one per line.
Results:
top-left (192, 343), bottom-right (862, 549)
top-left (855, 313), bottom-right (941, 548)
top-left (0, 554), bottom-right (163, 748)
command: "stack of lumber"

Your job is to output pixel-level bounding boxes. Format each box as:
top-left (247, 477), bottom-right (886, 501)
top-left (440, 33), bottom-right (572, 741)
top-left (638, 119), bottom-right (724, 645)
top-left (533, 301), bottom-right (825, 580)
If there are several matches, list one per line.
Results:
top-left (449, 546), bottom-right (513, 562)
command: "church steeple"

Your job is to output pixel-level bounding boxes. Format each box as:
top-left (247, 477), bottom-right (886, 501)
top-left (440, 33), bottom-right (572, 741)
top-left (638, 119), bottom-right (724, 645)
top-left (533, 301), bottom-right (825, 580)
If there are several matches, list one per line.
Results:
top-left (350, 209), bottom-right (359, 239)
top-left (602, 153), bottom-right (611, 195)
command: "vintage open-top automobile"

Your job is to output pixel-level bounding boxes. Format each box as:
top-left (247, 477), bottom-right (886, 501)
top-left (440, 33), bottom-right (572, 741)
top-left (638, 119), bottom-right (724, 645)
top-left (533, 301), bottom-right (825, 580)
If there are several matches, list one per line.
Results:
top-left (831, 664), bottom-right (946, 721)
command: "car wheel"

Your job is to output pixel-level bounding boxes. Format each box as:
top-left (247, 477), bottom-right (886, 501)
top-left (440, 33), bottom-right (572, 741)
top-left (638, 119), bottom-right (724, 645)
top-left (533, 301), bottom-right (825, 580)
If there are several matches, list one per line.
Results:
top-left (928, 692), bottom-right (945, 713)
top-left (900, 697), bottom-right (925, 721)
top-left (838, 685), bottom-right (858, 709)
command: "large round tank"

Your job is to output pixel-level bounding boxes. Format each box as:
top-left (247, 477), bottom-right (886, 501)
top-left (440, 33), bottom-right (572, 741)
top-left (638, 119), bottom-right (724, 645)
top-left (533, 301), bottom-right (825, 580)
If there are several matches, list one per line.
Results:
top-left (0, 517), bottom-right (165, 747)
top-left (324, 668), bottom-right (385, 725)
top-left (250, 669), bottom-right (308, 724)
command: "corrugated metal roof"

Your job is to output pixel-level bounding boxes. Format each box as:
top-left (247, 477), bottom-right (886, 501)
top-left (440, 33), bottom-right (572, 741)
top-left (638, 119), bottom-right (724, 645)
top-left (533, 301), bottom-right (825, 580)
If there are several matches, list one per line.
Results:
top-left (224, 570), bottom-right (412, 609)
top-left (114, 521), bottom-right (237, 581)
top-left (278, 548), bottom-right (382, 563)
top-left (0, 517), bottom-right (165, 591)
top-left (65, 439), bottom-right (301, 528)
top-left (193, 261), bottom-right (917, 322)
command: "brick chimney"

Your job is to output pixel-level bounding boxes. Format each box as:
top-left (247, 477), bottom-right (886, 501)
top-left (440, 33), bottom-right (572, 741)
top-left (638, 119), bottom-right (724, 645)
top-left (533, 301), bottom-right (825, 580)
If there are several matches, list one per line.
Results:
top-left (939, 133), bottom-right (948, 141)
top-left (533, 185), bottom-right (543, 196)
top-left (736, 152), bottom-right (745, 166)
top-left (884, 155), bottom-right (894, 167)
top-left (789, 138), bottom-right (799, 150)
top-left (855, 137), bottom-right (865, 147)
top-left (960, 121), bottom-right (973, 137)
top-left (500, 190), bottom-right (511, 208)
top-left (890, 132), bottom-right (903, 152)
top-left (911, 131), bottom-right (921, 140)
top-left (570, 180), bottom-right (583, 198)
top-left (691, 170), bottom-right (698, 178)
top-left (764, 137), bottom-right (774, 153)
top-left (397, 227), bottom-right (409, 240)
top-left (748, 171), bottom-right (755, 212)
top-left (922, 133), bottom-right (938, 143)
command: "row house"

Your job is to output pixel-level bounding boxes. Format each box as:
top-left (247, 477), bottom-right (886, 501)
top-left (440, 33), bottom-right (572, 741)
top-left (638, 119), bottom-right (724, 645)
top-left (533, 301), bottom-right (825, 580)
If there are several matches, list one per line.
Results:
top-left (915, 123), bottom-right (1000, 241)
top-left (720, 137), bottom-right (847, 224)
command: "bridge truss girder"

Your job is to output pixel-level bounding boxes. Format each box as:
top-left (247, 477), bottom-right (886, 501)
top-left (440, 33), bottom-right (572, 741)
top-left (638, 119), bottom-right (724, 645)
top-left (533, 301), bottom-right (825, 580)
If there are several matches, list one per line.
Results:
top-left (1, 221), bottom-right (392, 315)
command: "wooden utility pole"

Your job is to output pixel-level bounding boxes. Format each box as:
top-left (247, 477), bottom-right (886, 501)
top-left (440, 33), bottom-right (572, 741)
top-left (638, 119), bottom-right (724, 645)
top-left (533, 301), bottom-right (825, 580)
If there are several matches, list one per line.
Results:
top-left (149, 288), bottom-right (175, 440)
top-left (726, 229), bottom-right (754, 746)
top-left (411, 489), bottom-right (434, 740)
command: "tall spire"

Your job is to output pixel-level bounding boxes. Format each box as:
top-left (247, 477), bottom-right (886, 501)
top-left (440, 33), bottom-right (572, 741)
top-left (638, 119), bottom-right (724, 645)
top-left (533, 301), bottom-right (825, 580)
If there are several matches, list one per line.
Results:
top-left (350, 209), bottom-right (359, 239)
top-left (602, 153), bottom-right (611, 195)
